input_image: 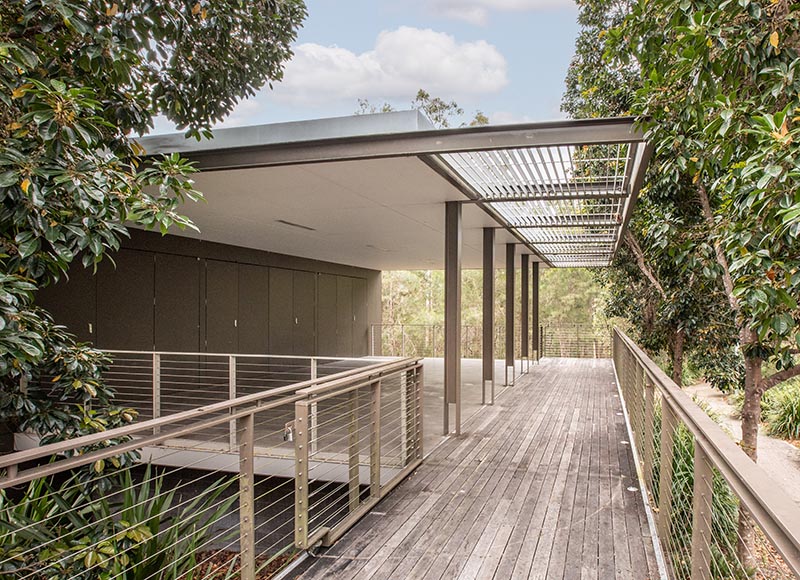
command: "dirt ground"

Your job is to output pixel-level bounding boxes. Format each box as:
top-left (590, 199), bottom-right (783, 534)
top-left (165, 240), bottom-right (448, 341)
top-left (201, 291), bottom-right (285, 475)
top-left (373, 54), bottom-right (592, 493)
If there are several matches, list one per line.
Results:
top-left (685, 383), bottom-right (800, 507)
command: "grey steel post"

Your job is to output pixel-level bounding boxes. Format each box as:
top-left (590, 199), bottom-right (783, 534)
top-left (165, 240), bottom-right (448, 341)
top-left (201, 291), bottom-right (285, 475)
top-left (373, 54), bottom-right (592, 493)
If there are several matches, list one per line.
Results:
top-left (521, 254), bottom-right (529, 374)
top-left (643, 378), bottom-right (655, 494)
top-left (532, 262), bottom-right (540, 362)
top-left (370, 380), bottom-right (382, 498)
top-left (657, 402), bottom-right (677, 543)
top-left (482, 227), bottom-right (495, 405)
top-left (228, 355), bottom-right (236, 451)
top-left (310, 359), bottom-right (318, 455)
top-left (415, 364), bottom-right (425, 459)
top-left (237, 413), bottom-right (256, 580)
top-left (348, 388), bottom-right (360, 512)
top-left (152, 353), bottom-right (161, 435)
top-left (294, 401), bottom-right (310, 549)
top-left (505, 243), bottom-right (515, 386)
top-left (444, 201), bottom-right (462, 435)
top-left (691, 443), bottom-right (714, 580)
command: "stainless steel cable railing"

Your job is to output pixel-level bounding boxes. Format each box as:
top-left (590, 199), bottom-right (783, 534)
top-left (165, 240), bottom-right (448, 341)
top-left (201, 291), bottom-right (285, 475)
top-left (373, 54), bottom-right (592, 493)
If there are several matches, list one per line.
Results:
top-left (0, 354), bottom-right (424, 580)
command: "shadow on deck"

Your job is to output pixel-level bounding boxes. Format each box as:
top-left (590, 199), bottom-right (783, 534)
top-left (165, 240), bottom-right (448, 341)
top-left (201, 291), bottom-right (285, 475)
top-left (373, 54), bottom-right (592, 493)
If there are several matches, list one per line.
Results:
top-left (297, 358), bottom-right (660, 580)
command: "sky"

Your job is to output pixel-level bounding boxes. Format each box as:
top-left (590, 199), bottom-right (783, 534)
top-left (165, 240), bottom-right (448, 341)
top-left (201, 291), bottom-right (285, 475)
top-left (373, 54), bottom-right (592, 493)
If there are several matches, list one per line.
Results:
top-left (152, 0), bottom-right (580, 133)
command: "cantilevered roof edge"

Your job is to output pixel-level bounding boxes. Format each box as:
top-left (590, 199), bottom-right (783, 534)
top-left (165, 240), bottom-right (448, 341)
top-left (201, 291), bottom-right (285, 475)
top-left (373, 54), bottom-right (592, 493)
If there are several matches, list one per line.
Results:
top-left (141, 116), bottom-right (645, 172)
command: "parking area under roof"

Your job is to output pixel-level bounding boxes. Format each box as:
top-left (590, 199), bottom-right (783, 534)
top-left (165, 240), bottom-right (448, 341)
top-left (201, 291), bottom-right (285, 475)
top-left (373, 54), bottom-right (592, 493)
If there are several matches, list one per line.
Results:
top-left (141, 111), bottom-right (651, 270)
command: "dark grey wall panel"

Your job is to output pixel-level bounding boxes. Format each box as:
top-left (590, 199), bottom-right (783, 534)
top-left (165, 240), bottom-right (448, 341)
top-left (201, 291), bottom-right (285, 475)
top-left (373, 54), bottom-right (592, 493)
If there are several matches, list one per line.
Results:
top-left (155, 254), bottom-right (200, 352)
top-left (97, 249), bottom-right (154, 350)
top-left (353, 278), bottom-right (368, 356)
top-left (317, 274), bottom-right (338, 356)
top-left (36, 261), bottom-right (96, 343)
top-left (206, 260), bottom-right (238, 353)
top-left (336, 276), bottom-right (353, 356)
top-left (292, 270), bottom-right (316, 355)
top-left (40, 230), bottom-right (381, 358)
top-left (269, 268), bottom-right (293, 355)
top-left (237, 264), bottom-right (269, 354)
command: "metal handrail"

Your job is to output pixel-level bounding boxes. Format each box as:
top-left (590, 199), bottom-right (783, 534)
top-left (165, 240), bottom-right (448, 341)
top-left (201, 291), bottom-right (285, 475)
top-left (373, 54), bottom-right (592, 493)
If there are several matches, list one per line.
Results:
top-left (613, 328), bottom-right (800, 576)
top-left (0, 354), bottom-right (425, 580)
top-left (0, 358), bottom-right (396, 473)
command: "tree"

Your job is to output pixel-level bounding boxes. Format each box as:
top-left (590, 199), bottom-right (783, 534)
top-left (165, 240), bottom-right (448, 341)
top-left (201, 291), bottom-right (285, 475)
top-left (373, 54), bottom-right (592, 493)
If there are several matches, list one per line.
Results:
top-left (606, 0), bottom-right (800, 565)
top-left (0, 0), bottom-right (306, 449)
top-left (562, 0), bottom-right (739, 387)
top-left (356, 89), bottom-right (489, 128)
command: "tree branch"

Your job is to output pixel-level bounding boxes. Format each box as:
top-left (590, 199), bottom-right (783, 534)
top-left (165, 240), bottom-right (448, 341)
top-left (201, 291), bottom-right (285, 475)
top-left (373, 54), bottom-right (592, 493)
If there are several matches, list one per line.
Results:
top-left (761, 365), bottom-right (800, 392)
top-left (697, 184), bottom-right (740, 314)
top-left (624, 230), bottom-right (667, 299)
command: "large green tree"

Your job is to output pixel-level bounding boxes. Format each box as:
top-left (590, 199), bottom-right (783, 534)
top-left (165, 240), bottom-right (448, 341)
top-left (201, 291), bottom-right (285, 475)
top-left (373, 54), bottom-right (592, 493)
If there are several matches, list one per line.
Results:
top-left (603, 0), bottom-right (800, 565)
top-left (562, 0), bottom-right (738, 387)
top-left (0, 0), bottom-right (306, 447)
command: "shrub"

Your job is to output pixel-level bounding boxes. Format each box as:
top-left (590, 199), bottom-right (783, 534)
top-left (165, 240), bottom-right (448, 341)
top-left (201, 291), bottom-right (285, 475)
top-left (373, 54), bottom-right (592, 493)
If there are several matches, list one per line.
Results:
top-left (764, 381), bottom-right (800, 441)
top-left (0, 466), bottom-right (236, 579)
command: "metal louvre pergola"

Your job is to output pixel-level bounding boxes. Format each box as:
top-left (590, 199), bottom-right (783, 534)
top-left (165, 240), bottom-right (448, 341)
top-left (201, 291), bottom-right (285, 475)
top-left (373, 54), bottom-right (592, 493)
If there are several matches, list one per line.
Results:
top-left (433, 138), bottom-right (651, 268)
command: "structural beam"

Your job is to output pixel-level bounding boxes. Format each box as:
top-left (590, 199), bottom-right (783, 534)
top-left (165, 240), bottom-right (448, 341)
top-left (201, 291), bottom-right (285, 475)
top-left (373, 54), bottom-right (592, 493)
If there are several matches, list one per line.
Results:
top-left (521, 254), bottom-right (529, 373)
top-left (444, 202), bottom-right (462, 435)
top-left (505, 243), bottom-right (515, 386)
top-left (532, 262), bottom-right (540, 361)
top-left (482, 228), bottom-right (495, 405)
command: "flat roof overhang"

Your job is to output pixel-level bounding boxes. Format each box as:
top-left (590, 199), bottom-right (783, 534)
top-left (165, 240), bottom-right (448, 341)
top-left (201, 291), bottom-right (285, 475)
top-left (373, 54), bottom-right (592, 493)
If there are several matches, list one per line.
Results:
top-left (141, 112), bottom-right (651, 270)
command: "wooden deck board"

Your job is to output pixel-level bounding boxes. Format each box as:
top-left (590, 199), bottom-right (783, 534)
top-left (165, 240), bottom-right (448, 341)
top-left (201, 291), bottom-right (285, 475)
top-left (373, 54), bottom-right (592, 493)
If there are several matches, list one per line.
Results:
top-left (298, 359), bottom-right (660, 580)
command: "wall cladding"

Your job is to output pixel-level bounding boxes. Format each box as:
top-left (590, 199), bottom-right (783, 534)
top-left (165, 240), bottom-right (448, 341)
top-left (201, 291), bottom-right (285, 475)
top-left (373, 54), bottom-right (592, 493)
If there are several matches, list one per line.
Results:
top-left (36, 231), bottom-right (379, 357)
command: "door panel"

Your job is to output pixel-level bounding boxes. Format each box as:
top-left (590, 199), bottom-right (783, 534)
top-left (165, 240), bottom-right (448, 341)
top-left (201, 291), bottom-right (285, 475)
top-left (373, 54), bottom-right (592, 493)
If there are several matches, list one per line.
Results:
top-left (237, 264), bottom-right (269, 354)
top-left (269, 268), bottom-right (293, 355)
top-left (336, 276), bottom-right (353, 356)
top-left (352, 278), bottom-right (368, 356)
top-left (292, 270), bottom-right (316, 356)
top-left (155, 254), bottom-right (200, 352)
top-left (317, 274), bottom-right (338, 356)
top-left (37, 261), bottom-right (96, 343)
top-left (205, 260), bottom-right (238, 353)
top-left (96, 249), bottom-right (154, 350)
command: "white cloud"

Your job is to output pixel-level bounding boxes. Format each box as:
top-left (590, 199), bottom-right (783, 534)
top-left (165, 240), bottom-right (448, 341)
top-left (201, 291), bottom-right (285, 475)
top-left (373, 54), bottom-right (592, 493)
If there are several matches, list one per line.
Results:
top-left (432, 0), bottom-right (575, 25)
top-left (270, 26), bottom-right (508, 105)
top-left (489, 111), bottom-right (534, 125)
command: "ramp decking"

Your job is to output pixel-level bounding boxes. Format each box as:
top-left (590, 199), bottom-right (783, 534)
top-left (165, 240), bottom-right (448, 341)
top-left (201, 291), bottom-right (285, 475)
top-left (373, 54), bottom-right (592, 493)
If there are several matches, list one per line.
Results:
top-left (298, 358), bottom-right (660, 580)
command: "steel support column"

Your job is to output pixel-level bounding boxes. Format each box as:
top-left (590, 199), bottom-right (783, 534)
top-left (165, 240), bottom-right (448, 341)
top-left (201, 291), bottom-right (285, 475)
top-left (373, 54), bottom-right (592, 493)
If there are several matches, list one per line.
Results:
top-left (505, 243), bottom-right (515, 386)
top-left (482, 228), bottom-right (495, 405)
top-left (521, 254), bottom-right (529, 374)
top-left (532, 262), bottom-right (540, 362)
top-left (444, 202), bottom-right (462, 435)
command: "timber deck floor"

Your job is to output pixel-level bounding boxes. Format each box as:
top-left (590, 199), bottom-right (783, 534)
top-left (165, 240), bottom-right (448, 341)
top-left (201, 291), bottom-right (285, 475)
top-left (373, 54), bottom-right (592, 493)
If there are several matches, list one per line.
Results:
top-left (297, 358), bottom-right (661, 580)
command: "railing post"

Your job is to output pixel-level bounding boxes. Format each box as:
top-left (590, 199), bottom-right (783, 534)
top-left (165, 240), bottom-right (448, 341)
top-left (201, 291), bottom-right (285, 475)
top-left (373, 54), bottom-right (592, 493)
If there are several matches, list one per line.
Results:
top-left (294, 400), bottom-right (310, 549)
top-left (643, 377), bottom-right (655, 494)
top-left (152, 353), bottom-right (161, 435)
top-left (237, 412), bottom-right (256, 580)
top-left (400, 370), bottom-right (409, 464)
top-left (348, 388), bottom-right (360, 513)
top-left (370, 325), bottom-right (375, 356)
top-left (415, 364), bottom-right (424, 460)
top-left (370, 379), bottom-right (382, 499)
top-left (657, 402), bottom-right (677, 545)
top-left (310, 359), bottom-right (318, 455)
top-left (691, 442), bottom-right (714, 580)
top-left (229, 355), bottom-right (236, 451)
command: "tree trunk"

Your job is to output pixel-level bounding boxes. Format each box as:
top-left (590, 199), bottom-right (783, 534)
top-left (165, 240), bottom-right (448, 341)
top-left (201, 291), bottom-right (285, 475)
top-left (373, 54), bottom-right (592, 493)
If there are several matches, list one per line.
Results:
top-left (737, 351), bottom-right (763, 572)
top-left (671, 327), bottom-right (684, 387)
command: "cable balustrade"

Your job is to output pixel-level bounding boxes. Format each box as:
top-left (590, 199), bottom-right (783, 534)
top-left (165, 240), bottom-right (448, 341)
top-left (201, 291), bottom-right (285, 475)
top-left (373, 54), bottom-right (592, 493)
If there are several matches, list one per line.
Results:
top-left (0, 355), bottom-right (424, 580)
top-left (613, 328), bottom-right (800, 580)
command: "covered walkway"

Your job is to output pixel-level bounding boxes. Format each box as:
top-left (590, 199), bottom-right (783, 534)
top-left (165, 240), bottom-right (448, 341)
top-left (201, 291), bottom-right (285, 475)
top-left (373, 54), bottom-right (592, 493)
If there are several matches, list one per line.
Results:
top-left (298, 358), bottom-right (660, 580)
